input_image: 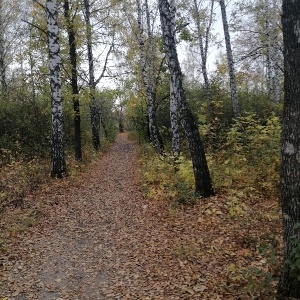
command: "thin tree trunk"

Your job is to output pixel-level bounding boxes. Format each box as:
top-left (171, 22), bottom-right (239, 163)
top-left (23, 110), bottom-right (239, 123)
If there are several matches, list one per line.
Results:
top-left (83, 0), bottom-right (101, 150)
top-left (265, 0), bottom-right (274, 101)
top-left (0, 0), bottom-right (7, 101)
top-left (64, 0), bottom-right (82, 161)
top-left (159, 0), bottom-right (214, 197)
top-left (278, 1), bottom-right (300, 297)
top-left (272, 0), bottom-right (280, 104)
top-left (29, 26), bottom-right (36, 102)
top-left (219, 0), bottom-right (240, 118)
top-left (169, 0), bottom-right (180, 156)
top-left (46, 0), bottom-right (66, 177)
top-left (136, 0), bottom-right (164, 154)
top-left (193, 0), bottom-right (213, 107)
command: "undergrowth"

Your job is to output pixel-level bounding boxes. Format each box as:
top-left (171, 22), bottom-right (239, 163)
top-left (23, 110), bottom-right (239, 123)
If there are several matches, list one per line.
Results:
top-left (139, 114), bottom-right (280, 204)
top-left (137, 114), bottom-right (282, 298)
top-left (0, 139), bottom-right (114, 255)
top-left (139, 144), bottom-right (195, 207)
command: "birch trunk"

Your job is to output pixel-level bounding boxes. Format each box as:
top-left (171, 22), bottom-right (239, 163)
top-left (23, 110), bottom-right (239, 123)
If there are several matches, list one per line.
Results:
top-left (278, 1), bottom-right (300, 297)
top-left (64, 0), bottom-right (82, 161)
top-left (265, 0), bottom-right (274, 101)
top-left (137, 0), bottom-right (164, 154)
top-left (0, 1), bottom-right (7, 100)
top-left (46, 0), bottom-right (66, 177)
top-left (193, 0), bottom-right (213, 107)
top-left (272, 0), bottom-right (280, 104)
top-left (219, 0), bottom-right (240, 118)
top-left (159, 0), bottom-right (214, 197)
top-left (29, 27), bottom-right (36, 102)
top-left (83, 0), bottom-right (101, 150)
top-left (169, 0), bottom-right (180, 156)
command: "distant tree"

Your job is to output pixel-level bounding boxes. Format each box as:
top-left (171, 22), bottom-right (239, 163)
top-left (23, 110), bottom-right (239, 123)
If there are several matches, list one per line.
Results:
top-left (169, 0), bottom-right (180, 157)
top-left (0, 0), bottom-right (26, 100)
top-left (46, 0), bottom-right (66, 177)
top-left (83, 0), bottom-right (101, 150)
top-left (219, 0), bottom-right (240, 118)
top-left (264, 0), bottom-right (280, 103)
top-left (82, 0), bottom-right (115, 150)
top-left (230, 0), bottom-right (283, 99)
top-left (278, 0), bottom-right (300, 297)
top-left (63, 0), bottom-right (82, 161)
top-left (136, 0), bottom-right (164, 154)
top-left (192, 0), bottom-right (215, 108)
top-left (158, 0), bottom-right (214, 197)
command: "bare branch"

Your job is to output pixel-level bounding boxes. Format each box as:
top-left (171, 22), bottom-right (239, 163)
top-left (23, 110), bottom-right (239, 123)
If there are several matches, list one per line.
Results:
top-left (32, 0), bottom-right (45, 10)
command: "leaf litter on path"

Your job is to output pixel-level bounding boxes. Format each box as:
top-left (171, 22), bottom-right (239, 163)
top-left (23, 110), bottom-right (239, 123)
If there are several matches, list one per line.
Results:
top-left (0, 133), bottom-right (282, 299)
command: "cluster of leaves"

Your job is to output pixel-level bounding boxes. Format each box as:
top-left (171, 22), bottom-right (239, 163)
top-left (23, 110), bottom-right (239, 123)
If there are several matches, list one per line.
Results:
top-left (137, 111), bottom-right (282, 297)
top-left (139, 144), bottom-right (195, 206)
top-left (207, 113), bottom-right (281, 197)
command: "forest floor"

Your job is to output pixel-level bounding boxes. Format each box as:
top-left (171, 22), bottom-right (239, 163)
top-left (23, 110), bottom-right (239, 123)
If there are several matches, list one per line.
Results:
top-left (0, 133), bottom-right (282, 299)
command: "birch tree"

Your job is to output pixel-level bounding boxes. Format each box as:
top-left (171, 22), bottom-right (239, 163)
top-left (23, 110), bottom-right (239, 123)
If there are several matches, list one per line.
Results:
top-left (83, 0), bottom-right (115, 150)
top-left (0, 0), bottom-right (6, 99)
top-left (231, 0), bottom-right (283, 98)
top-left (136, 0), bottom-right (164, 154)
top-left (272, 0), bottom-right (280, 104)
top-left (169, 0), bottom-right (180, 157)
top-left (192, 0), bottom-right (215, 107)
top-left (219, 0), bottom-right (240, 118)
top-left (265, 0), bottom-right (273, 100)
top-left (265, 0), bottom-right (281, 103)
top-left (63, 0), bottom-right (82, 161)
top-left (83, 0), bottom-right (101, 150)
top-left (159, 0), bottom-right (214, 197)
top-left (46, 0), bottom-right (66, 177)
top-left (278, 1), bottom-right (300, 297)
top-left (0, 0), bottom-right (26, 100)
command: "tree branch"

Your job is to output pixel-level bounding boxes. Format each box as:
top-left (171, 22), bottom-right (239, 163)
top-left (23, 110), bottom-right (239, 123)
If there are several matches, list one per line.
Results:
top-left (21, 19), bottom-right (47, 34)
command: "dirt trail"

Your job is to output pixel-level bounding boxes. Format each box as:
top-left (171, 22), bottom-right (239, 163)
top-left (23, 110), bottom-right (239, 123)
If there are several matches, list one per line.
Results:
top-left (1, 133), bottom-right (160, 299)
top-left (0, 133), bottom-right (283, 299)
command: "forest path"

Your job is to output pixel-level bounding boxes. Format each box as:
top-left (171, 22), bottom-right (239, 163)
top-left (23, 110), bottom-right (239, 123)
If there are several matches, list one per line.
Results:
top-left (0, 133), bottom-right (282, 299)
top-left (1, 133), bottom-right (166, 299)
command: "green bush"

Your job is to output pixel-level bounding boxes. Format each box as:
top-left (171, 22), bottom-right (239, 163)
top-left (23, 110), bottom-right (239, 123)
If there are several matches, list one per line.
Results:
top-left (208, 113), bottom-right (280, 195)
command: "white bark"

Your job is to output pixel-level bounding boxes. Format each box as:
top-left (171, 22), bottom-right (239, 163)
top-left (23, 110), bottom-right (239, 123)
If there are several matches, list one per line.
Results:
top-left (137, 0), bottom-right (164, 154)
top-left (265, 0), bottom-right (274, 101)
top-left (46, 0), bottom-right (66, 177)
top-left (83, 0), bottom-right (101, 150)
top-left (159, 0), bottom-right (214, 197)
top-left (193, 0), bottom-right (214, 106)
top-left (272, 0), bottom-right (280, 103)
top-left (169, 0), bottom-right (180, 156)
top-left (219, 0), bottom-right (240, 118)
top-left (0, 0), bottom-right (6, 99)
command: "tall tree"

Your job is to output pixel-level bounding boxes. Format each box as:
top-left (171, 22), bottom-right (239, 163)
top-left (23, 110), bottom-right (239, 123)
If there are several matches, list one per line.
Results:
top-left (83, 0), bottom-right (101, 150)
top-left (136, 0), bottom-right (164, 154)
top-left (272, 0), bottom-right (280, 104)
top-left (82, 0), bottom-right (115, 150)
top-left (230, 0), bottom-right (283, 97)
top-left (0, 0), bottom-right (25, 100)
top-left (169, 0), bottom-right (180, 157)
top-left (192, 0), bottom-right (215, 107)
top-left (0, 0), bottom-right (6, 99)
top-left (219, 0), bottom-right (240, 118)
top-left (158, 0), bottom-right (214, 197)
top-left (265, 0), bottom-right (273, 100)
top-left (63, 0), bottom-right (82, 161)
top-left (46, 0), bottom-right (66, 177)
top-left (278, 0), bottom-right (300, 297)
